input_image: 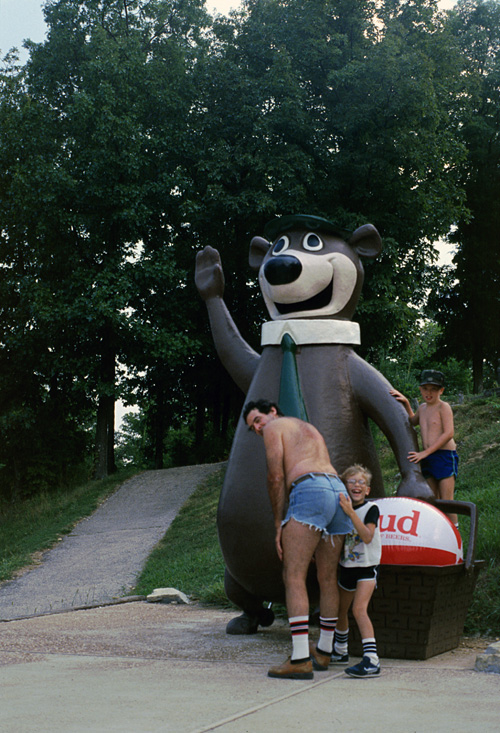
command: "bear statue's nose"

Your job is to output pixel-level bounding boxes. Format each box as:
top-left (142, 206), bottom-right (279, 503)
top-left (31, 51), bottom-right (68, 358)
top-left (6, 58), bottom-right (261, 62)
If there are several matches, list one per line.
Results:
top-left (263, 255), bottom-right (302, 286)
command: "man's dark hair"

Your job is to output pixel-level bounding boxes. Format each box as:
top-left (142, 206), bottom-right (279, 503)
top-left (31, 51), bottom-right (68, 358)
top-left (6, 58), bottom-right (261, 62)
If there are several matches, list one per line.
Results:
top-left (243, 399), bottom-right (284, 423)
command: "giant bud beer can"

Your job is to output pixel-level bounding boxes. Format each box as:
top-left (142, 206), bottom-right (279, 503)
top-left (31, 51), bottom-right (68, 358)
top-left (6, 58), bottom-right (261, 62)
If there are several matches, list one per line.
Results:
top-left (374, 498), bottom-right (463, 566)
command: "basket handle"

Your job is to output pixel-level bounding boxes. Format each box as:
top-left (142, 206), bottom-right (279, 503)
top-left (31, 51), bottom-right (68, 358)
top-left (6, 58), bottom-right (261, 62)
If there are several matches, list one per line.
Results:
top-left (434, 500), bottom-right (478, 571)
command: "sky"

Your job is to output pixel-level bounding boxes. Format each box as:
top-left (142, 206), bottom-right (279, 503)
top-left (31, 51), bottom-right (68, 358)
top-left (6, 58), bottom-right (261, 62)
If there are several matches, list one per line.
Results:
top-left (0, 0), bottom-right (243, 60)
top-left (1, 1), bottom-right (458, 61)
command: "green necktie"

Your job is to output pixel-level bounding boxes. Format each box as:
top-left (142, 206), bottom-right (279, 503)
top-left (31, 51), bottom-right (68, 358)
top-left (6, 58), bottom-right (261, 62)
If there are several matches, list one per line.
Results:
top-left (279, 333), bottom-right (309, 421)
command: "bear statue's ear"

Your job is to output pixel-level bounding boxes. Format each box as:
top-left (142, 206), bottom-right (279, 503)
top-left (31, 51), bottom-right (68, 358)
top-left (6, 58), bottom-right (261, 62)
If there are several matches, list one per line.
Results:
top-left (348, 224), bottom-right (382, 260)
top-left (249, 236), bottom-right (271, 270)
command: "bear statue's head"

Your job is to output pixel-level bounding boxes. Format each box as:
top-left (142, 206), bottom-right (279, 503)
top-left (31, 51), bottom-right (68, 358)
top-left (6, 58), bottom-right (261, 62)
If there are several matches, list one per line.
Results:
top-left (249, 215), bottom-right (382, 321)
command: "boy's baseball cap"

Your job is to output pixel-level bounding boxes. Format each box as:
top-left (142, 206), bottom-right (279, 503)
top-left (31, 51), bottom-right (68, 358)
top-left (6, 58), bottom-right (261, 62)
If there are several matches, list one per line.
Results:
top-left (419, 369), bottom-right (445, 387)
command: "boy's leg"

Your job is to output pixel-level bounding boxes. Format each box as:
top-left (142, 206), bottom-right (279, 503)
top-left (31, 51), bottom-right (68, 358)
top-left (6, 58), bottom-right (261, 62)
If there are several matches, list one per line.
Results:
top-left (351, 579), bottom-right (376, 640)
top-left (425, 475), bottom-right (440, 500)
top-left (438, 476), bottom-right (458, 525)
top-left (345, 579), bottom-right (380, 677)
top-left (337, 586), bottom-right (354, 632)
top-left (332, 586), bottom-right (353, 663)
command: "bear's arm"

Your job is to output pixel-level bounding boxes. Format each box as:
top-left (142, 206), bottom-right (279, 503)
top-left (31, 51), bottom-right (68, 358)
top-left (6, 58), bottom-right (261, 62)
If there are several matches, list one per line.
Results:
top-left (196, 246), bottom-right (259, 392)
top-left (348, 353), bottom-right (434, 500)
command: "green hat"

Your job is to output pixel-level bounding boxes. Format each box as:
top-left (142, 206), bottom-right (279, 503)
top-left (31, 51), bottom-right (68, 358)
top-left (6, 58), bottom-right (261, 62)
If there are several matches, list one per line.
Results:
top-left (263, 214), bottom-right (352, 242)
top-left (419, 369), bottom-right (445, 387)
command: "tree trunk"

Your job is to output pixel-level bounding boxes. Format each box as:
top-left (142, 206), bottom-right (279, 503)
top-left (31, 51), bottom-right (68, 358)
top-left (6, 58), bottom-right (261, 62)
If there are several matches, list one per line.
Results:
top-left (107, 396), bottom-right (116, 474)
top-left (93, 323), bottom-right (116, 479)
top-left (472, 348), bottom-right (484, 394)
top-left (94, 397), bottom-right (109, 480)
top-left (195, 390), bottom-right (205, 446)
top-left (154, 383), bottom-right (165, 470)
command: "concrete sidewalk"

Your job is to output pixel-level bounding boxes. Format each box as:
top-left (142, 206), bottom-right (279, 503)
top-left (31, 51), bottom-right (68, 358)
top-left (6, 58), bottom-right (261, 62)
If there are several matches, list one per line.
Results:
top-left (0, 602), bottom-right (498, 733)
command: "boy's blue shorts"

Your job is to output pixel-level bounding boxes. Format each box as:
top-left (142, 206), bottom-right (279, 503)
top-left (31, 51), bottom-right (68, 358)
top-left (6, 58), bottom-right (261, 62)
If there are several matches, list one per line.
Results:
top-left (283, 473), bottom-right (353, 537)
top-left (421, 449), bottom-right (459, 480)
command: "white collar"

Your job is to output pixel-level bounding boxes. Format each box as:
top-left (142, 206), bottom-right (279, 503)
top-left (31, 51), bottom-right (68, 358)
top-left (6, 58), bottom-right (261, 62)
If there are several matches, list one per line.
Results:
top-left (261, 319), bottom-right (361, 346)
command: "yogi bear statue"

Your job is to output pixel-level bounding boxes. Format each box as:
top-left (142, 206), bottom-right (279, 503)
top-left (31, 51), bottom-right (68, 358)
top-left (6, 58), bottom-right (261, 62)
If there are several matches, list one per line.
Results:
top-left (195, 214), bottom-right (432, 634)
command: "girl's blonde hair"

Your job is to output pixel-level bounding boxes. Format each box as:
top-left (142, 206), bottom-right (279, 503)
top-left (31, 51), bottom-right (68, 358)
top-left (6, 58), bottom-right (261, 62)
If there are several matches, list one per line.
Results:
top-left (341, 464), bottom-right (372, 485)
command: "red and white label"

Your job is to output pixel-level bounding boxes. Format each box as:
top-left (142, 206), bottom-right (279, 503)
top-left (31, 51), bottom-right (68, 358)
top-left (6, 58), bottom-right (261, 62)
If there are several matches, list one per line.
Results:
top-left (373, 497), bottom-right (463, 566)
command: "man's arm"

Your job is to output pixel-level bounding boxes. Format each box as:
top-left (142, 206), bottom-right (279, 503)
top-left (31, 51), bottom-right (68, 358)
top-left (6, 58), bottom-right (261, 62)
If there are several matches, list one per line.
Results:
top-left (348, 354), bottom-right (433, 499)
top-left (263, 424), bottom-right (287, 561)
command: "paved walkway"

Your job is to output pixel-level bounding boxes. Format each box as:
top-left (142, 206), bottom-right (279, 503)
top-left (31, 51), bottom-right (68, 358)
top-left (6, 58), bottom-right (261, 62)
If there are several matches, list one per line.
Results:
top-left (1, 603), bottom-right (498, 733)
top-left (0, 463), bottom-right (498, 732)
top-left (0, 463), bottom-right (224, 620)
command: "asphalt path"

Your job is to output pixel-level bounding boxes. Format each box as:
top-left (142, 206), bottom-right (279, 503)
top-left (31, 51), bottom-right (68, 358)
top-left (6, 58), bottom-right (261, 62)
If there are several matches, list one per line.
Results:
top-left (0, 463), bottom-right (224, 620)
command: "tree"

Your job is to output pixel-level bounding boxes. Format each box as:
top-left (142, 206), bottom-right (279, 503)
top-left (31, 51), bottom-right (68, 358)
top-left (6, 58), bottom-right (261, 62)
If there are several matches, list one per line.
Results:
top-left (0, 1), bottom-right (479, 491)
top-left (185, 0), bottom-right (467, 367)
top-left (0, 0), bottom-right (209, 485)
top-left (431, 0), bottom-right (500, 392)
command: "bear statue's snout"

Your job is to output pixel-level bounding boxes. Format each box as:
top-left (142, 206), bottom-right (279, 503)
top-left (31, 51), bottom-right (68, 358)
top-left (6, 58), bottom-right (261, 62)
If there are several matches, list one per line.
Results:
top-left (263, 255), bottom-right (302, 286)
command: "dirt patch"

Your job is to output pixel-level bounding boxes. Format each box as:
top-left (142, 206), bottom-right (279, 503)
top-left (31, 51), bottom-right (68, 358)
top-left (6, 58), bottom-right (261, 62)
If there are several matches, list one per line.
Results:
top-left (459, 635), bottom-right (498, 652)
top-left (465, 442), bottom-right (500, 464)
top-left (10, 550), bottom-right (47, 580)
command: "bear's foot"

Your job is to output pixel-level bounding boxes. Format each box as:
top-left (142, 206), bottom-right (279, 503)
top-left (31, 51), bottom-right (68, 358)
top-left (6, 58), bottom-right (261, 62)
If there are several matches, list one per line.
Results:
top-left (257, 605), bottom-right (275, 628)
top-left (226, 612), bottom-right (259, 635)
top-left (226, 606), bottom-right (275, 635)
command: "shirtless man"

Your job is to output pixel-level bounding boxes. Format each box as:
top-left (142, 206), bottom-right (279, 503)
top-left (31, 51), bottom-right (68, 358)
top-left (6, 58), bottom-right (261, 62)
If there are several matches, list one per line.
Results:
top-left (243, 399), bottom-right (353, 679)
top-left (391, 369), bottom-right (458, 524)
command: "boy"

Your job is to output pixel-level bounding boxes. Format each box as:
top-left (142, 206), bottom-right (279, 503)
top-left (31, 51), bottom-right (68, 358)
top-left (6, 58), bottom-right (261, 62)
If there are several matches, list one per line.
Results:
top-left (332, 464), bottom-right (381, 678)
top-left (390, 369), bottom-right (458, 525)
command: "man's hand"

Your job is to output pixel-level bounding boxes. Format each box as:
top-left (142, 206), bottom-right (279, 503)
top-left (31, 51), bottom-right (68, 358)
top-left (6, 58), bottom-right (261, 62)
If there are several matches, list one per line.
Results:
top-left (195, 246), bottom-right (225, 301)
top-left (275, 524), bottom-right (283, 562)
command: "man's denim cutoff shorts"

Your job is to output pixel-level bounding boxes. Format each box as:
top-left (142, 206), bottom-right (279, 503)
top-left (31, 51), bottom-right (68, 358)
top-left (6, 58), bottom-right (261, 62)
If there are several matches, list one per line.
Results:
top-left (283, 473), bottom-right (353, 536)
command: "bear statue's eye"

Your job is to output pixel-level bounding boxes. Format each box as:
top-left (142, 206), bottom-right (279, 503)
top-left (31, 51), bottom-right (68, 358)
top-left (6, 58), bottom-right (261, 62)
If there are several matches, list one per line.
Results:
top-left (303, 233), bottom-right (323, 251)
top-left (272, 236), bottom-right (290, 255)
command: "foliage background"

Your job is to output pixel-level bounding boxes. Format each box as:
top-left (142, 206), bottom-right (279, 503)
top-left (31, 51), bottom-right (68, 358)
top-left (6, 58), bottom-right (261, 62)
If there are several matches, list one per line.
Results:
top-left (1, 0), bottom-right (499, 498)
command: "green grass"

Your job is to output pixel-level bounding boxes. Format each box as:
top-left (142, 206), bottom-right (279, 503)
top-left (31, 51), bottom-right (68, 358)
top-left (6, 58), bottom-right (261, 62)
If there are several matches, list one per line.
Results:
top-left (3, 396), bottom-right (499, 635)
top-left (451, 398), bottom-right (500, 635)
top-left (375, 395), bottom-right (500, 635)
top-left (133, 467), bottom-right (228, 606)
top-left (136, 396), bottom-right (500, 635)
top-left (0, 467), bottom-right (138, 582)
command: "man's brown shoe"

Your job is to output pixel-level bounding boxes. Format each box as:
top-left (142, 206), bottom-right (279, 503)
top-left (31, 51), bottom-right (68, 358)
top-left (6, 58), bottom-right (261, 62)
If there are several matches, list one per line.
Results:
top-left (267, 656), bottom-right (313, 680)
top-left (309, 642), bottom-right (330, 671)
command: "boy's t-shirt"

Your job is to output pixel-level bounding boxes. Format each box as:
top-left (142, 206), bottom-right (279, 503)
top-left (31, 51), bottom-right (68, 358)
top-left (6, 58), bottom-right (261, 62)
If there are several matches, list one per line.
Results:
top-left (340, 500), bottom-right (381, 568)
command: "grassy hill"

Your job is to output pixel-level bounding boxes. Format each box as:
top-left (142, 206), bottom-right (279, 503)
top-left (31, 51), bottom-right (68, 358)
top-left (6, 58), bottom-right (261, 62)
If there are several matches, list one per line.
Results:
top-left (1, 395), bottom-right (499, 635)
top-left (135, 394), bottom-right (500, 636)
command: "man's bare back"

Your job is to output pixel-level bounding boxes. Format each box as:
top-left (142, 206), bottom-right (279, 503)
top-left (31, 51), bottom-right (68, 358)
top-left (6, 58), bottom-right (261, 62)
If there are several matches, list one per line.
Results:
top-left (264, 417), bottom-right (336, 492)
top-left (244, 402), bottom-right (340, 536)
